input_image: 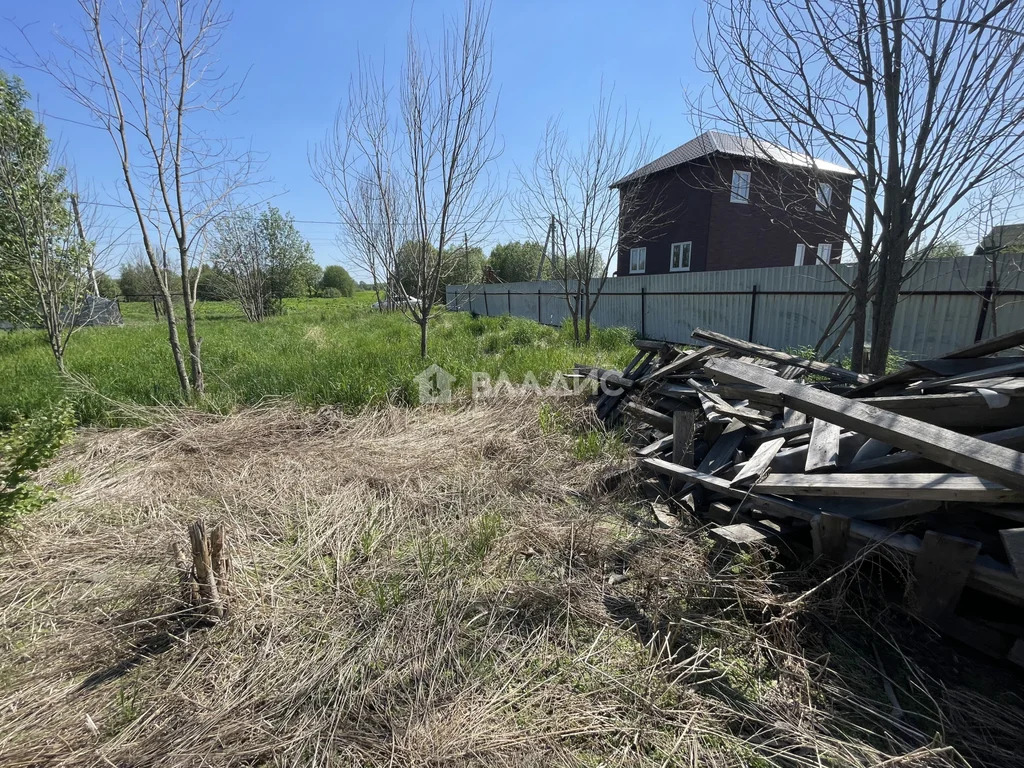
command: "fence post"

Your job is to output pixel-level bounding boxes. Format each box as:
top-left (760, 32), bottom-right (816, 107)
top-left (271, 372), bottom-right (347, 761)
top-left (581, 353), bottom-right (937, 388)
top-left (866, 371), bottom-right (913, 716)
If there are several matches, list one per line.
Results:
top-left (640, 285), bottom-right (647, 339)
top-left (537, 288), bottom-right (542, 324)
top-left (483, 287), bottom-right (490, 316)
top-left (507, 289), bottom-right (511, 316)
top-left (748, 284), bottom-right (759, 342)
top-left (974, 280), bottom-right (994, 343)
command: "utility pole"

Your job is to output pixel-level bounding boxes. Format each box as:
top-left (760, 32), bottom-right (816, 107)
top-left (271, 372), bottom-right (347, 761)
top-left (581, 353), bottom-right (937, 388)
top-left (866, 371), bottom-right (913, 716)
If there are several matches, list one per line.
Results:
top-left (536, 213), bottom-right (555, 280)
top-left (71, 194), bottom-right (100, 296)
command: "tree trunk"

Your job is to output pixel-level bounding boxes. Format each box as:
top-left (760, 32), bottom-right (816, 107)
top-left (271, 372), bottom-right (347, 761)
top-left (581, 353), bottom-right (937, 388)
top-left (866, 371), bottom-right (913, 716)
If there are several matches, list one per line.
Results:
top-left (178, 241), bottom-right (204, 394)
top-left (419, 317), bottom-right (428, 358)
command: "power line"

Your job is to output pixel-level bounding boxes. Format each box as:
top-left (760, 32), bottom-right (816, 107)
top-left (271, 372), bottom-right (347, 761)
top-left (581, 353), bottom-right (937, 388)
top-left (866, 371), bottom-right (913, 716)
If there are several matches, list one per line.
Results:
top-left (75, 197), bottom-right (548, 227)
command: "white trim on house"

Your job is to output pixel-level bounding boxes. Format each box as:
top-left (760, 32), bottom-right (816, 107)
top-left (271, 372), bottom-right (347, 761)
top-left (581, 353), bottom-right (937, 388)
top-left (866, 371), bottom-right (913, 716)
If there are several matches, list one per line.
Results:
top-left (670, 241), bottom-right (692, 272)
top-left (629, 247), bottom-right (647, 274)
top-left (794, 243), bottom-right (806, 267)
top-left (817, 243), bottom-right (832, 264)
top-left (730, 170), bottom-right (751, 203)
top-left (816, 182), bottom-right (833, 211)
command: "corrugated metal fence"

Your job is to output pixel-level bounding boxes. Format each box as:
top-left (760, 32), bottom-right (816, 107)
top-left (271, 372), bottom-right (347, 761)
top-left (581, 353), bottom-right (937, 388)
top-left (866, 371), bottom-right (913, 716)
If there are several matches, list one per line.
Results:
top-left (446, 255), bottom-right (1024, 359)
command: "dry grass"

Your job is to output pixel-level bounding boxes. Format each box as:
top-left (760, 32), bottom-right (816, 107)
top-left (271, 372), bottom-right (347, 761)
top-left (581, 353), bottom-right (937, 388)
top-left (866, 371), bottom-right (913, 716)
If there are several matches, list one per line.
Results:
top-left (0, 396), bottom-right (1021, 767)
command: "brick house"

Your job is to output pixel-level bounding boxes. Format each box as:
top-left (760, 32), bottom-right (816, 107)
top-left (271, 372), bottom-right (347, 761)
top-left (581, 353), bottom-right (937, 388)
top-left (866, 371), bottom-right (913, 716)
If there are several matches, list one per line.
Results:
top-left (612, 131), bottom-right (854, 276)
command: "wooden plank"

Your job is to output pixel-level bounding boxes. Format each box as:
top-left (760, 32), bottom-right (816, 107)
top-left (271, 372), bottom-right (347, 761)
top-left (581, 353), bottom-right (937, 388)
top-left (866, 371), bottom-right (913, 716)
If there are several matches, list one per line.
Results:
top-left (783, 408), bottom-right (807, 428)
top-left (919, 359), bottom-right (1024, 390)
top-left (913, 531), bottom-right (980, 621)
top-left (697, 419), bottom-right (747, 475)
top-left (805, 419), bottom-right (841, 472)
top-left (846, 425), bottom-right (1024, 473)
top-left (709, 522), bottom-right (778, 552)
top-left (847, 327), bottom-right (1024, 397)
top-left (753, 473), bottom-right (1023, 502)
top-left (745, 422), bottom-right (812, 449)
top-left (908, 358), bottom-right (1021, 376)
top-left (640, 456), bottom-right (1024, 605)
top-left (691, 327), bottom-right (872, 385)
top-left (688, 378), bottom-right (773, 425)
top-left (633, 339), bottom-right (671, 353)
top-left (812, 512), bottom-right (850, 563)
top-left (672, 410), bottom-right (697, 468)
top-left (999, 528), bottom-right (1024, 579)
top-left (730, 437), bottom-right (785, 486)
top-left (620, 402), bottom-right (673, 432)
top-left (705, 357), bottom-right (1024, 492)
top-left (584, 368), bottom-right (634, 390)
top-left (635, 433), bottom-right (673, 458)
top-left (643, 346), bottom-right (718, 382)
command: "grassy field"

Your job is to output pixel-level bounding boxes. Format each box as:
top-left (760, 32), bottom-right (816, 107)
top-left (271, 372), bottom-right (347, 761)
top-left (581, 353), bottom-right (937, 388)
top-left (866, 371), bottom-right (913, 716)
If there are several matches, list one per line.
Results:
top-left (5, 398), bottom-right (1015, 767)
top-left (0, 292), bottom-right (636, 427)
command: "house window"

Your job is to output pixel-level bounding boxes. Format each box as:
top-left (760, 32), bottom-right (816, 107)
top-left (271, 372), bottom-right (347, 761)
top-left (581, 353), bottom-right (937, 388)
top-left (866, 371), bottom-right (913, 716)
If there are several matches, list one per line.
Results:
top-left (816, 183), bottom-right (833, 211)
top-left (817, 243), bottom-right (832, 263)
top-left (670, 242), bottom-right (691, 272)
top-left (730, 170), bottom-right (751, 203)
top-left (629, 247), bottom-right (646, 274)
top-left (794, 243), bottom-right (806, 267)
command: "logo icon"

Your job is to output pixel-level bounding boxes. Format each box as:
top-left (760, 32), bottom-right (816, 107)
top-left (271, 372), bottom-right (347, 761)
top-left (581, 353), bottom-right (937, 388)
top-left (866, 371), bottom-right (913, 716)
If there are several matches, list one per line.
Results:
top-left (414, 364), bottom-right (456, 404)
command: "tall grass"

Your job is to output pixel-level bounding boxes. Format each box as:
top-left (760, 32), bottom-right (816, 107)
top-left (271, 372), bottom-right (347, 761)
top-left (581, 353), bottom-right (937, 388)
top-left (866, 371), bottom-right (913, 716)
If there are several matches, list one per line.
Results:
top-left (0, 293), bottom-right (636, 426)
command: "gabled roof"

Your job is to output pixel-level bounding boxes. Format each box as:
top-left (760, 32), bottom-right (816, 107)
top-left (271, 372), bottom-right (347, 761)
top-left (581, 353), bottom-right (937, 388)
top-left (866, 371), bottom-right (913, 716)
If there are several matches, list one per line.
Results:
top-left (980, 224), bottom-right (1024, 254)
top-left (611, 130), bottom-right (856, 187)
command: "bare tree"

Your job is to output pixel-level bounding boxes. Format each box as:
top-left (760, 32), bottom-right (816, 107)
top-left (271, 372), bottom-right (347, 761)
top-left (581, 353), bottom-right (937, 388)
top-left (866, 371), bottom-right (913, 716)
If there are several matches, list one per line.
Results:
top-left (700, 0), bottom-right (1024, 372)
top-left (516, 91), bottom-right (662, 344)
top-left (311, 0), bottom-right (499, 357)
top-left (29, 0), bottom-right (256, 395)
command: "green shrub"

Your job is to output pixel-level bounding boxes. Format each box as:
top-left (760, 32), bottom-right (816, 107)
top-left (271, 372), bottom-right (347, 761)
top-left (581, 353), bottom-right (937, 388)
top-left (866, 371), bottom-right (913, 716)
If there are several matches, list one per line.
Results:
top-left (1, 401), bottom-right (76, 526)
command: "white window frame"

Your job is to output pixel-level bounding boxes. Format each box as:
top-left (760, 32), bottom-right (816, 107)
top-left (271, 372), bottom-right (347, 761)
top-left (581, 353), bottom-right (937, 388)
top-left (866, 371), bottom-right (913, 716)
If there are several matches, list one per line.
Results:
top-left (816, 182), bottom-right (833, 211)
top-left (817, 243), bottom-right (832, 264)
top-left (730, 170), bottom-right (751, 203)
top-left (629, 247), bottom-right (646, 274)
top-left (670, 241), bottom-right (692, 272)
top-left (794, 243), bottom-right (806, 267)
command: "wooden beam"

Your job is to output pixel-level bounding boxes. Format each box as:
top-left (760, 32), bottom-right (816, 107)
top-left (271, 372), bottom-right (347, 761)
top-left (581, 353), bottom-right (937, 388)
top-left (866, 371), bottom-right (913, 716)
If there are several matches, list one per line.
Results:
top-left (805, 419), bottom-right (841, 472)
top-left (636, 433), bottom-right (673, 458)
top-left (919, 358), bottom-right (1024, 390)
top-left (812, 512), bottom-right (850, 563)
top-left (705, 357), bottom-right (1024, 492)
top-left (640, 456), bottom-right (1024, 604)
top-left (913, 531), bottom-right (980, 622)
top-left (697, 419), bottom-right (748, 474)
top-left (846, 425), bottom-right (1024, 473)
top-left (691, 327), bottom-right (872, 384)
top-left (643, 345), bottom-right (718, 382)
top-left (847, 327), bottom-right (1024, 396)
top-left (621, 402), bottom-right (673, 432)
top-left (672, 410), bottom-right (697, 468)
top-left (908, 357), bottom-right (1021, 376)
top-left (730, 437), bottom-right (786, 486)
top-left (999, 528), bottom-right (1024, 579)
top-left (753, 473), bottom-right (1023, 502)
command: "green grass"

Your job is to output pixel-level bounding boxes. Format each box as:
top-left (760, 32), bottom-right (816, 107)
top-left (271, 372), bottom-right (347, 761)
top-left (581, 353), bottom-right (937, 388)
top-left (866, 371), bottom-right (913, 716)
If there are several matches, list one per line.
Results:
top-left (0, 292), bottom-right (636, 427)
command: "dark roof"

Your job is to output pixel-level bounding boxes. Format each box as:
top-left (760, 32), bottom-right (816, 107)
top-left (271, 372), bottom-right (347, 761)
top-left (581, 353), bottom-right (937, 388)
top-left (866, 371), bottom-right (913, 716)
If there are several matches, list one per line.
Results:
top-left (611, 130), bottom-right (855, 187)
top-left (980, 224), bottom-right (1024, 254)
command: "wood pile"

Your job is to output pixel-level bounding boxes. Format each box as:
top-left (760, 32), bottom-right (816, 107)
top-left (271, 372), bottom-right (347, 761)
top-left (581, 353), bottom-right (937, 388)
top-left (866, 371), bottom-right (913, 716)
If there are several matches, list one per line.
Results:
top-left (576, 326), bottom-right (1024, 667)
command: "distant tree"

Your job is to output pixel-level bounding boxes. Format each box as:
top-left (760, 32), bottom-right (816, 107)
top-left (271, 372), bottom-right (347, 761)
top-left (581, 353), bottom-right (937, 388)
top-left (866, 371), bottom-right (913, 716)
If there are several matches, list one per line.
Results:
top-left (488, 241), bottom-right (544, 283)
top-left (193, 265), bottom-right (233, 301)
top-left (212, 206), bottom-right (317, 321)
top-left (445, 243), bottom-right (485, 290)
top-left (912, 240), bottom-right (966, 261)
top-left (312, 2), bottom-right (499, 356)
top-left (291, 261), bottom-right (323, 298)
top-left (320, 265), bottom-right (356, 297)
top-left (119, 257), bottom-right (170, 301)
top-left (0, 72), bottom-right (92, 372)
top-left (94, 271), bottom-right (120, 299)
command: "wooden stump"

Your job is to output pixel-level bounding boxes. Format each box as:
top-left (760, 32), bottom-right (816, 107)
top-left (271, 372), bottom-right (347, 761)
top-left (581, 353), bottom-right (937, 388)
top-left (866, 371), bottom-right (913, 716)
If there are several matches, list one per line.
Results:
top-left (170, 519), bottom-right (231, 620)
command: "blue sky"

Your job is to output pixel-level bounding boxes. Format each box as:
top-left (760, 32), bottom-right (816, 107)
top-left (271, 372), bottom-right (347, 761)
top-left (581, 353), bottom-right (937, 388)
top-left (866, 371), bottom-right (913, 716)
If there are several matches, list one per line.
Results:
top-left (4, 0), bottom-right (710, 279)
